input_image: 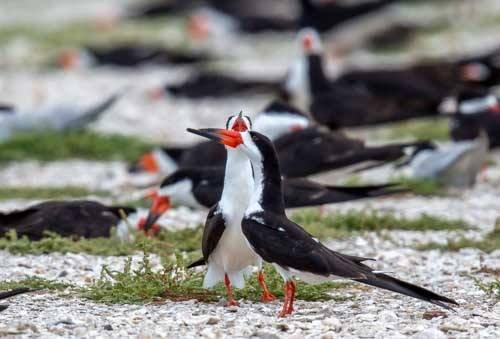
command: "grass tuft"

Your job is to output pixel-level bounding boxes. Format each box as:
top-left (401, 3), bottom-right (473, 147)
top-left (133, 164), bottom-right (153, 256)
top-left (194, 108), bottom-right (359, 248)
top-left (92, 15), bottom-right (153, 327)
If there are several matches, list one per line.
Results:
top-left (0, 130), bottom-right (153, 163)
top-left (82, 253), bottom-right (215, 304)
top-left (0, 276), bottom-right (70, 291)
top-left (0, 187), bottom-right (107, 200)
top-left (471, 276), bottom-right (500, 298)
top-left (383, 118), bottom-right (449, 141)
top-left (0, 228), bottom-right (203, 260)
top-left (292, 209), bottom-right (469, 240)
top-left (82, 253), bottom-right (348, 304)
top-left (395, 176), bottom-right (446, 196)
top-left (416, 222), bottom-right (500, 253)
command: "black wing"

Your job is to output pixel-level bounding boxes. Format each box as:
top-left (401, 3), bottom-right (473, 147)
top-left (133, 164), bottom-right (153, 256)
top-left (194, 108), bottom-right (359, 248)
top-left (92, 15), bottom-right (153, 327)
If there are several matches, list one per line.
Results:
top-left (201, 204), bottom-right (226, 261)
top-left (283, 178), bottom-right (404, 208)
top-left (242, 213), bottom-right (371, 279)
top-left (242, 213), bottom-right (457, 309)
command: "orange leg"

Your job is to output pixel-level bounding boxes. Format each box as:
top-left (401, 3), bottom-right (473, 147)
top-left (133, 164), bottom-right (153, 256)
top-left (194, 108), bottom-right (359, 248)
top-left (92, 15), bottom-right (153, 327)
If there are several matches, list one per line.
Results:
top-left (286, 280), bottom-right (296, 315)
top-left (278, 282), bottom-right (290, 317)
top-left (257, 271), bottom-right (276, 302)
top-left (224, 273), bottom-right (238, 306)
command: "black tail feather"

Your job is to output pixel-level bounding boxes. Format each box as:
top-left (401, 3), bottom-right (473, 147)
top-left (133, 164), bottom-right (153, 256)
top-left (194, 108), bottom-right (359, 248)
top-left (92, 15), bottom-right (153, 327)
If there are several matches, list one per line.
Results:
top-left (0, 288), bottom-right (31, 300)
top-left (356, 273), bottom-right (458, 310)
top-left (187, 257), bottom-right (206, 269)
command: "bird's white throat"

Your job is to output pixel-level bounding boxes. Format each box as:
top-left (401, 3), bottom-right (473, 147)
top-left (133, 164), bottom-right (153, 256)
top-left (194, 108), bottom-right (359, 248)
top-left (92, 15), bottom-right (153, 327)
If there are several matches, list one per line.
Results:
top-left (219, 148), bottom-right (254, 216)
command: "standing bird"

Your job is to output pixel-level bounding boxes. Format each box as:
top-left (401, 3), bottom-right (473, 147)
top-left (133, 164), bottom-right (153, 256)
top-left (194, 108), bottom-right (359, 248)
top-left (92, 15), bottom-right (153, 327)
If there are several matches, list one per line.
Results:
top-left (190, 127), bottom-right (457, 317)
top-left (177, 114), bottom-right (277, 305)
top-left (281, 29), bottom-right (485, 128)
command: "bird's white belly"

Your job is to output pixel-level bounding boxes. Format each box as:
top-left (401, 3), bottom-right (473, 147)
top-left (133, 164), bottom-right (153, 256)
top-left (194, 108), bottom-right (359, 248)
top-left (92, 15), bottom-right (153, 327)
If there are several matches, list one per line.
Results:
top-left (210, 224), bottom-right (259, 272)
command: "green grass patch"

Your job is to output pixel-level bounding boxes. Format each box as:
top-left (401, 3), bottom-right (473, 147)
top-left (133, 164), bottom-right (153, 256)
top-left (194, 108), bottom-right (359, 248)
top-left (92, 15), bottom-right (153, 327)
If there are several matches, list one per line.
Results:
top-left (394, 176), bottom-right (445, 196)
top-left (292, 209), bottom-right (468, 240)
top-left (0, 227), bottom-right (203, 260)
top-left (416, 223), bottom-right (500, 253)
top-left (0, 130), bottom-right (154, 163)
top-left (0, 17), bottom-right (188, 66)
top-left (83, 253), bottom-right (348, 304)
top-left (0, 276), bottom-right (70, 291)
top-left (471, 277), bottom-right (500, 299)
top-left (0, 187), bottom-right (107, 200)
top-left (383, 118), bottom-right (449, 141)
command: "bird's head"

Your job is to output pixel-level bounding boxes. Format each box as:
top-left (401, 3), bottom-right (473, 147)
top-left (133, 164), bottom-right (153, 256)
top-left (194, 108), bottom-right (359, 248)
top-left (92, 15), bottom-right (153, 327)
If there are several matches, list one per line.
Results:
top-left (57, 48), bottom-right (94, 70)
top-left (460, 62), bottom-right (491, 82)
top-left (298, 28), bottom-right (322, 55)
top-left (139, 190), bottom-right (171, 234)
top-left (187, 13), bottom-right (211, 41)
top-left (440, 90), bottom-right (500, 116)
top-left (254, 101), bottom-right (310, 140)
top-left (187, 125), bottom-right (272, 166)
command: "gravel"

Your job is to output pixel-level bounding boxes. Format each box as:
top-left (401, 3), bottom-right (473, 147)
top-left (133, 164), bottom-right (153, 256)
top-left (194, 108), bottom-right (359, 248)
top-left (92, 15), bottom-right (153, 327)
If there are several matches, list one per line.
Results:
top-left (0, 0), bottom-right (499, 338)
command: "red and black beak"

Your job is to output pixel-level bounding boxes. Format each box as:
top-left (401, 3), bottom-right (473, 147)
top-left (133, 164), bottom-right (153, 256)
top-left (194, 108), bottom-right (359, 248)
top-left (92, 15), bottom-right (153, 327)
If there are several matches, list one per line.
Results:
top-left (138, 152), bottom-right (160, 174)
top-left (140, 192), bottom-right (171, 234)
top-left (187, 128), bottom-right (243, 148)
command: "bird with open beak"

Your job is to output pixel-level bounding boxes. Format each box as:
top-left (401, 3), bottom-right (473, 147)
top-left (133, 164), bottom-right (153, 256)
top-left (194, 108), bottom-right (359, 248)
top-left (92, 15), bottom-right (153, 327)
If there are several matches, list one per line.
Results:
top-left (187, 125), bottom-right (457, 317)
top-left (144, 113), bottom-right (275, 305)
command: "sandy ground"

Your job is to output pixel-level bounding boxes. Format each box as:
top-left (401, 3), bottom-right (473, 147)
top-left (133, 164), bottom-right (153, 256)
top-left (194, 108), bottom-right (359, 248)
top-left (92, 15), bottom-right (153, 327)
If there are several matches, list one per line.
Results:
top-left (0, 0), bottom-right (499, 338)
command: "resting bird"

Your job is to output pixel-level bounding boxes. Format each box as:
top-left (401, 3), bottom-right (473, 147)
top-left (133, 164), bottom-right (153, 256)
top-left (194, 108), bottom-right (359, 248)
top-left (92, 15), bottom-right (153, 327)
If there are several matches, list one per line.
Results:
top-left (0, 92), bottom-right (121, 141)
top-left (0, 200), bottom-right (165, 241)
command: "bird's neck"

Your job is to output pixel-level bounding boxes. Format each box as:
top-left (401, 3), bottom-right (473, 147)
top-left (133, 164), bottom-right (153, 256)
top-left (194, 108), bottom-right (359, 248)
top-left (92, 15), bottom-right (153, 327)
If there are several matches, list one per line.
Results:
top-left (246, 149), bottom-right (285, 216)
top-left (219, 149), bottom-right (253, 214)
top-left (307, 54), bottom-right (330, 95)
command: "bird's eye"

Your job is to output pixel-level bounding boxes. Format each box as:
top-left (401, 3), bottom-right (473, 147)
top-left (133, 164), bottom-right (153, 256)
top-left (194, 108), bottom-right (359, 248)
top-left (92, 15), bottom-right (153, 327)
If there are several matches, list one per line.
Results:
top-left (226, 115), bottom-right (235, 129)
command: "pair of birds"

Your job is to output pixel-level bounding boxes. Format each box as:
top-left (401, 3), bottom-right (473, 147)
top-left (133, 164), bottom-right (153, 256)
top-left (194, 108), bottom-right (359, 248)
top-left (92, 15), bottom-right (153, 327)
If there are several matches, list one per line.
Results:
top-left (142, 113), bottom-right (457, 317)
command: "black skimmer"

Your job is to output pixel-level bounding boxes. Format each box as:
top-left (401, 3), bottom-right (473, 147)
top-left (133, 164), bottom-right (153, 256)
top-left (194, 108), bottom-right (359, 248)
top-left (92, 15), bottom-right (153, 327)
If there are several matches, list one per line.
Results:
top-left (299, 0), bottom-right (400, 33)
top-left (273, 126), bottom-right (431, 177)
top-left (282, 28), bottom-right (450, 128)
top-left (442, 90), bottom-right (500, 149)
top-left (0, 200), bottom-right (163, 241)
top-left (172, 113), bottom-right (276, 305)
top-left (0, 92), bottom-right (121, 141)
top-left (459, 46), bottom-right (500, 88)
top-left (150, 72), bottom-right (282, 99)
top-left (57, 44), bottom-right (211, 69)
top-left (129, 101), bottom-right (310, 175)
top-left (146, 166), bottom-right (404, 211)
top-left (131, 100), bottom-right (422, 177)
top-left (191, 127), bottom-right (458, 316)
top-left (126, 0), bottom-right (200, 18)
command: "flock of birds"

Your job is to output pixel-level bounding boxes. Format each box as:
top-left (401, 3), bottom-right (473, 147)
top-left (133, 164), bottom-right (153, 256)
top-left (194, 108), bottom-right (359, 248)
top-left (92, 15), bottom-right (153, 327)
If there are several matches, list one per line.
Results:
top-left (1, 0), bottom-right (500, 316)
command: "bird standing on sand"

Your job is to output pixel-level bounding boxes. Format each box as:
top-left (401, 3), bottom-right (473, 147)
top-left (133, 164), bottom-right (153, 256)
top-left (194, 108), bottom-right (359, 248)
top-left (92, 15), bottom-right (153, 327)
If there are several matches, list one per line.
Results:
top-left (189, 126), bottom-right (457, 317)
